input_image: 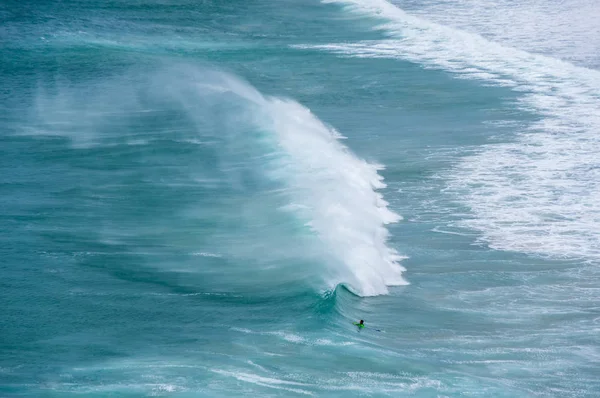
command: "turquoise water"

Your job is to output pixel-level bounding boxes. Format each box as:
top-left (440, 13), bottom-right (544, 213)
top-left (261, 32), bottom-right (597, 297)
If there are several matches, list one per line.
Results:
top-left (2, 0), bottom-right (600, 396)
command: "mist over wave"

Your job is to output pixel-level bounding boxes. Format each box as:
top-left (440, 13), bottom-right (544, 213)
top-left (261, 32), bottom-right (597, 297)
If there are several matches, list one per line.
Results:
top-left (29, 65), bottom-right (406, 296)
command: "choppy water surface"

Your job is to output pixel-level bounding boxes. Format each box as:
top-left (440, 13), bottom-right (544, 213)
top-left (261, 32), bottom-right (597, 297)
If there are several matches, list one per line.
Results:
top-left (1, 0), bottom-right (599, 396)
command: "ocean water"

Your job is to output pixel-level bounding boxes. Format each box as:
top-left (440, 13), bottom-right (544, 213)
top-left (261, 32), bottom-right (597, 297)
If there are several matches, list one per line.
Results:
top-left (1, 0), bottom-right (599, 396)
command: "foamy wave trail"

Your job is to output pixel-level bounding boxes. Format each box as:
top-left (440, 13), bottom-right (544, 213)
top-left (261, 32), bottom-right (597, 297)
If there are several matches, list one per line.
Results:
top-left (169, 68), bottom-right (406, 296)
top-left (305, 0), bottom-right (600, 262)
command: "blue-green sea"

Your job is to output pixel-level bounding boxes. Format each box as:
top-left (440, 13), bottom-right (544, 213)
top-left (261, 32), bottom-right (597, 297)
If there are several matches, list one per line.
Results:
top-left (2, 0), bottom-right (600, 396)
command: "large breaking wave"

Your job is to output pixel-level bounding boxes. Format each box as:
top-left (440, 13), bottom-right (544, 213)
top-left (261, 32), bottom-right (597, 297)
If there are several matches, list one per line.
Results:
top-left (30, 65), bottom-right (407, 295)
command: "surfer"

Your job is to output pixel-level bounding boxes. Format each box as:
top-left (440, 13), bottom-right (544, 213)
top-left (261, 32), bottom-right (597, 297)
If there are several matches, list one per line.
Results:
top-left (353, 320), bottom-right (365, 328)
top-left (352, 320), bottom-right (381, 332)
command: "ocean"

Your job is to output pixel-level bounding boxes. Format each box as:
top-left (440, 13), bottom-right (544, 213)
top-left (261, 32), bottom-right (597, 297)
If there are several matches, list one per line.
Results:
top-left (1, 0), bottom-right (599, 396)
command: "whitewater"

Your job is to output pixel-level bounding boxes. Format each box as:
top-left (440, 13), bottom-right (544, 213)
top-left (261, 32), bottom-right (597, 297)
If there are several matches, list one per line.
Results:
top-left (1, 0), bottom-right (599, 396)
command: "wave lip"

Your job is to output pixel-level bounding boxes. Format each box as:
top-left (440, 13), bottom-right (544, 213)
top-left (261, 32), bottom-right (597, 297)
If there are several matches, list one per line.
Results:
top-left (313, 0), bottom-right (600, 262)
top-left (258, 93), bottom-right (407, 296)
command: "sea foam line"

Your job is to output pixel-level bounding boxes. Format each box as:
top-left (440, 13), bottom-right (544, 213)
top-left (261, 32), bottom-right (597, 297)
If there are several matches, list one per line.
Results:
top-left (302, 0), bottom-right (600, 261)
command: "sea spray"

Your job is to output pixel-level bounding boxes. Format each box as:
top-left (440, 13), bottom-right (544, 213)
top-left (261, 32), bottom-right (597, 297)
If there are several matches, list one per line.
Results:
top-left (30, 65), bottom-right (407, 296)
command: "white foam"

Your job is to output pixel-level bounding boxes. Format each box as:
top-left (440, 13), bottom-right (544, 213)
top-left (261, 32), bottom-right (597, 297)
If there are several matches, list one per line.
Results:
top-left (393, 0), bottom-right (600, 69)
top-left (260, 97), bottom-right (407, 295)
top-left (308, 0), bottom-right (600, 262)
top-left (212, 370), bottom-right (314, 396)
top-left (213, 368), bottom-right (444, 396)
top-left (230, 327), bottom-right (355, 347)
top-left (191, 252), bottom-right (222, 258)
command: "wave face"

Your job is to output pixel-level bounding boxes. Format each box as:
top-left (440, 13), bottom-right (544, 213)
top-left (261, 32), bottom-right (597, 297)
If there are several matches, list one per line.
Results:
top-left (310, 0), bottom-right (600, 262)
